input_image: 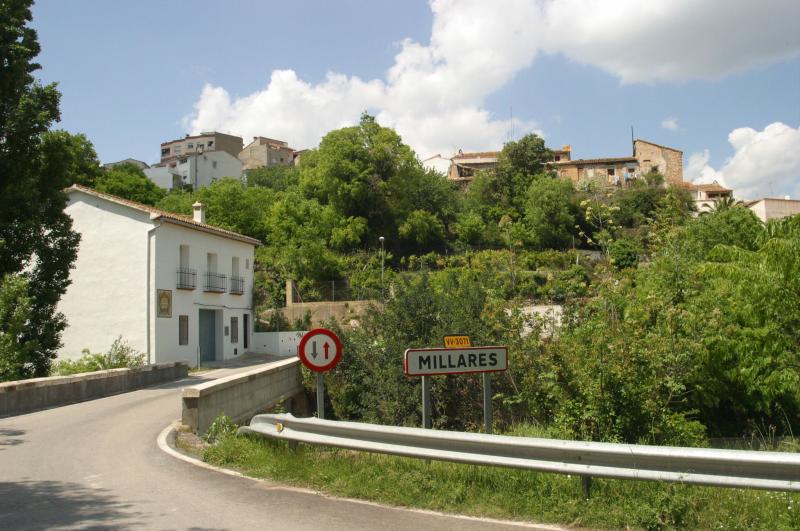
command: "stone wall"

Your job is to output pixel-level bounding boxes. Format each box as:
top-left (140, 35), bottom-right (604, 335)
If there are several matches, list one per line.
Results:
top-left (181, 358), bottom-right (303, 434)
top-left (0, 362), bottom-right (189, 417)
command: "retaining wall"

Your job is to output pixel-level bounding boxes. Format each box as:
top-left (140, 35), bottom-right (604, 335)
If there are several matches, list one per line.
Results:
top-left (181, 358), bottom-right (303, 434)
top-left (0, 362), bottom-right (189, 417)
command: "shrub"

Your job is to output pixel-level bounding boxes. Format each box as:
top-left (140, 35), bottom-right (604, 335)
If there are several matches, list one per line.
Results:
top-left (52, 336), bottom-right (145, 375)
top-left (204, 414), bottom-right (238, 443)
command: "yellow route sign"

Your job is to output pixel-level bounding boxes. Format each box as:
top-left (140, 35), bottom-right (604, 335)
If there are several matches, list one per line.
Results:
top-left (443, 335), bottom-right (472, 349)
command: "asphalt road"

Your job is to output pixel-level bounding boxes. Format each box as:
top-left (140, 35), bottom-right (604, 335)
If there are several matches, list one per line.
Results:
top-left (0, 363), bottom-right (550, 530)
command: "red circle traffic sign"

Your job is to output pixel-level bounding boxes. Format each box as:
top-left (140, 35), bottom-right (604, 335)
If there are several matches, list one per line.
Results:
top-left (298, 328), bottom-right (342, 372)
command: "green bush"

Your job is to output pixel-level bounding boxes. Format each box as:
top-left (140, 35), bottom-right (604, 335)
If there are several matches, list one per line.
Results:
top-left (204, 414), bottom-right (238, 443)
top-left (608, 238), bottom-right (640, 270)
top-left (52, 336), bottom-right (145, 375)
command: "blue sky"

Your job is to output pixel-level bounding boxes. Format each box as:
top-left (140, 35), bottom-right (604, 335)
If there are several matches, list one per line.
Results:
top-left (31, 0), bottom-right (800, 198)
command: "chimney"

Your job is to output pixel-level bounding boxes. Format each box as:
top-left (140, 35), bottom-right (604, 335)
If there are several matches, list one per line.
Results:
top-left (192, 202), bottom-right (206, 224)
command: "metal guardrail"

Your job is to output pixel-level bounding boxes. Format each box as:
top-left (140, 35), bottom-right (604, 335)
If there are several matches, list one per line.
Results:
top-left (239, 414), bottom-right (800, 492)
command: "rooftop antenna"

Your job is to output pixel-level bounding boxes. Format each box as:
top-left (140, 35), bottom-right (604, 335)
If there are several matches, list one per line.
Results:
top-left (630, 126), bottom-right (635, 155)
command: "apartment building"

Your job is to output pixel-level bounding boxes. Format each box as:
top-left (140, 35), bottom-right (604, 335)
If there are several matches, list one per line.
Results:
top-left (746, 197), bottom-right (800, 223)
top-left (58, 185), bottom-right (260, 366)
top-left (145, 131), bottom-right (244, 190)
top-left (238, 136), bottom-right (294, 171)
top-left (159, 132), bottom-right (243, 164)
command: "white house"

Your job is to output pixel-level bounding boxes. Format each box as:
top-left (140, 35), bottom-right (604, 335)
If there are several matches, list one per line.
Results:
top-left (144, 150), bottom-right (243, 191)
top-left (58, 185), bottom-right (261, 366)
top-left (746, 197), bottom-right (800, 223)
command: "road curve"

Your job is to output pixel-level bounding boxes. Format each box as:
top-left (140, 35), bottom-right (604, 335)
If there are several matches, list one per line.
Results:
top-left (0, 363), bottom-right (548, 530)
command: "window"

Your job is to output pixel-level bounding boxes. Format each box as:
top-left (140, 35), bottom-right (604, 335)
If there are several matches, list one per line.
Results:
top-left (187, 143), bottom-right (194, 149)
top-left (208, 140), bottom-right (214, 147)
top-left (585, 166), bottom-right (595, 178)
top-left (243, 314), bottom-right (249, 349)
top-left (245, 258), bottom-right (249, 270)
top-left (607, 167), bottom-right (616, 176)
top-left (161, 148), bottom-right (170, 156)
top-left (555, 155), bottom-right (561, 161)
top-left (179, 315), bottom-right (189, 345)
top-left (280, 157), bottom-right (284, 163)
top-left (232, 257), bottom-right (240, 278)
top-left (212, 160), bottom-right (217, 169)
top-left (231, 316), bottom-right (239, 343)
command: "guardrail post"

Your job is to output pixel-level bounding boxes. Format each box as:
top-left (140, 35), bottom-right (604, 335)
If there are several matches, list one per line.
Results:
top-left (581, 475), bottom-right (592, 499)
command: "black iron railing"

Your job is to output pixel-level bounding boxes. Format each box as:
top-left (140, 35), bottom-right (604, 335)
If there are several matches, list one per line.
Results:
top-left (230, 275), bottom-right (244, 295)
top-left (176, 268), bottom-right (196, 290)
top-left (204, 272), bottom-right (227, 293)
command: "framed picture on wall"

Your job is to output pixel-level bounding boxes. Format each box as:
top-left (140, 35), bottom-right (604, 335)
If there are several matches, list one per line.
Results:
top-left (157, 289), bottom-right (172, 318)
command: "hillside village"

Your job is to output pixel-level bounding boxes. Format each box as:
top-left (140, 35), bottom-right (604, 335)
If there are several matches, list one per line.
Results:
top-left (3, 2), bottom-right (800, 529)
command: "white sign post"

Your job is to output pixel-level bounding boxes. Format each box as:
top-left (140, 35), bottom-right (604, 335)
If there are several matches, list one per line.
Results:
top-left (404, 346), bottom-right (507, 432)
top-left (298, 328), bottom-right (342, 419)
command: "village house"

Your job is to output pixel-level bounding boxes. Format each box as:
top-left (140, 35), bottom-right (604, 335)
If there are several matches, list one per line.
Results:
top-left (678, 181), bottom-right (735, 214)
top-left (745, 197), bottom-right (800, 223)
top-left (443, 139), bottom-right (684, 189)
top-left (144, 131), bottom-right (244, 191)
top-left (58, 185), bottom-right (261, 367)
top-left (238, 136), bottom-right (295, 171)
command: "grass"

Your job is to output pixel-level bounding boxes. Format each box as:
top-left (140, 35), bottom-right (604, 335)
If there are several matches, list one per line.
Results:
top-left (204, 432), bottom-right (800, 530)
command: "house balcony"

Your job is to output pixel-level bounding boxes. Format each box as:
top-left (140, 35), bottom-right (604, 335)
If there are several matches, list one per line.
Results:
top-left (230, 275), bottom-right (244, 295)
top-left (176, 268), bottom-right (196, 290)
top-left (204, 272), bottom-right (227, 293)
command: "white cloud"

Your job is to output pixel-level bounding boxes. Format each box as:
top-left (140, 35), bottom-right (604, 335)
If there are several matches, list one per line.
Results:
top-left (661, 117), bottom-right (681, 132)
top-left (541, 0), bottom-right (800, 84)
top-left (186, 0), bottom-right (800, 163)
top-left (688, 123), bottom-right (800, 199)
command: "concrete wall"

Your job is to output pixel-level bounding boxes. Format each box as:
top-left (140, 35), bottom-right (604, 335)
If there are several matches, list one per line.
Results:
top-left (251, 331), bottom-right (306, 357)
top-left (0, 362), bottom-right (188, 418)
top-left (59, 191), bottom-right (153, 359)
top-left (181, 358), bottom-right (302, 434)
top-left (153, 222), bottom-right (256, 366)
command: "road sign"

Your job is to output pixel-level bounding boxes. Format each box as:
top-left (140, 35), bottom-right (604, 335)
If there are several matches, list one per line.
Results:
top-left (404, 346), bottom-right (507, 376)
top-left (298, 328), bottom-right (342, 373)
top-left (443, 335), bottom-right (472, 348)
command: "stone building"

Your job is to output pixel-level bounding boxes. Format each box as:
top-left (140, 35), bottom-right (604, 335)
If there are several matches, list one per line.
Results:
top-left (445, 146), bottom-right (571, 183)
top-left (238, 136), bottom-right (295, 171)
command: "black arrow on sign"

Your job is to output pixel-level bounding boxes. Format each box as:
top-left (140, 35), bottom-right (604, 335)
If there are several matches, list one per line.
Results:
top-left (311, 341), bottom-right (318, 359)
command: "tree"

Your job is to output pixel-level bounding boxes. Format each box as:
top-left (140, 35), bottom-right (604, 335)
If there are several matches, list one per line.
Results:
top-left (524, 177), bottom-right (578, 250)
top-left (41, 130), bottom-right (102, 187)
top-left (94, 163), bottom-right (166, 205)
top-left (245, 164), bottom-right (299, 191)
top-left (462, 133), bottom-right (553, 228)
top-left (0, 0), bottom-right (80, 379)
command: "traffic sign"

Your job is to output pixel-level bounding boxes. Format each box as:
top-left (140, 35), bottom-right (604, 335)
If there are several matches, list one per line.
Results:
top-left (404, 346), bottom-right (507, 376)
top-left (298, 328), bottom-right (342, 373)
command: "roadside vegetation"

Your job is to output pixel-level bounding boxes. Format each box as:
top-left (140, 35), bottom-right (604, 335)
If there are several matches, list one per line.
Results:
top-left (201, 426), bottom-right (799, 529)
top-left (51, 336), bottom-right (145, 376)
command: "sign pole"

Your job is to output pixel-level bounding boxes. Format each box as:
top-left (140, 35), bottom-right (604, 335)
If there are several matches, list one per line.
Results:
top-left (482, 372), bottom-right (492, 434)
top-left (316, 372), bottom-right (325, 419)
top-left (421, 375), bottom-right (431, 429)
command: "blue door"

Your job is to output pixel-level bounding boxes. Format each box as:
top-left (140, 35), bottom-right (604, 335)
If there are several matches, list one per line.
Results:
top-left (199, 309), bottom-right (216, 362)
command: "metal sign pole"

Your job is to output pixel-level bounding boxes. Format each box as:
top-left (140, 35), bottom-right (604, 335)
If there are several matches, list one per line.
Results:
top-left (316, 372), bottom-right (325, 419)
top-left (482, 373), bottom-right (492, 434)
top-left (422, 375), bottom-right (431, 429)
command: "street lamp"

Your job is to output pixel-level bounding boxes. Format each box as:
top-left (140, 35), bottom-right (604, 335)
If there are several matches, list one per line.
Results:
top-left (379, 236), bottom-right (385, 300)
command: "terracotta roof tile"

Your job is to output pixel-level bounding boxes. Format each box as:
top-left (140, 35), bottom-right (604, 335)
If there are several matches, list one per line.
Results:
top-left (65, 185), bottom-right (261, 246)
